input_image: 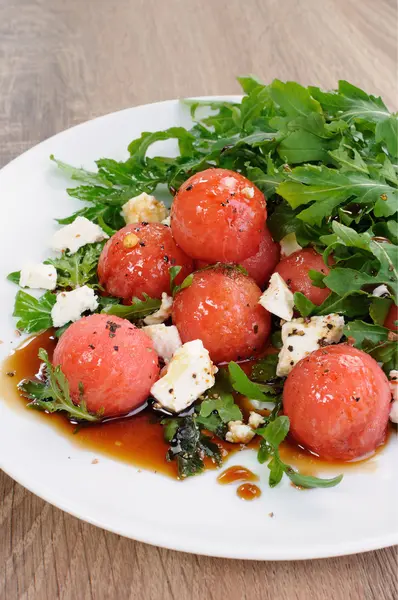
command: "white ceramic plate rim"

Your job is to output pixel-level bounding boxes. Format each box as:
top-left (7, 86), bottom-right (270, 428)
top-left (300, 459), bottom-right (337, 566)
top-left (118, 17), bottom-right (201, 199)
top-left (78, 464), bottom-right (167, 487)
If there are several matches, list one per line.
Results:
top-left (0, 96), bottom-right (397, 561)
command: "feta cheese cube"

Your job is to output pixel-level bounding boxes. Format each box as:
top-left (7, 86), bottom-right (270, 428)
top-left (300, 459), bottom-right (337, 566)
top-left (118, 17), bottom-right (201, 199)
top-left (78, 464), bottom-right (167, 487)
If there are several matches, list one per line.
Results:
top-left (225, 421), bottom-right (255, 444)
top-left (144, 293), bottom-right (173, 325)
top-left (248, 411), bottom-right (265, 429)
top-left (143, 324), bottom-right (182, 362)
top-left (51, 285), bottom-right (99, 327)
top-left (150, 339), bottom-right (217, 413)
top-left (372, 285), bottom-right (390, 298)
top-left (51, 217), bottom-right (108, 254)
top-left (280, 233), bottom-right (302, 257)
top-left (259, 273), bottom-right (294, 321)
top-left (122, 192), bottom-right (168, 225)
top-left (277, 314), bottom-right (344, 377)
top-left (19, 263), bottom-right (57, 290)
top-left (162, 216), bottom-right (171, 226)
top-left (242, 186), bottom-right (255, 199)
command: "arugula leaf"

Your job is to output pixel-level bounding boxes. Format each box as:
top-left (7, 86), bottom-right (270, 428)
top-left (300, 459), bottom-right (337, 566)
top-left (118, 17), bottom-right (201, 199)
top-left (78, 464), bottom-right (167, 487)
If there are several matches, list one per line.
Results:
top-left (46, 242), bottom-right (104, 289)
top-left (20, 349), bottom-right (101, 422)
top-left (50, 155), bottom-right (112, 187)
top-left (369, 297), bottom-right (392, 325)
top-left (101, 294), bottom-right (161, 321)
top-left (250, 354), bottom-right (279, 382)
top-left (286, 470), bottom-right (343, 489)
top-left (294, 292), bottom-right (316, 317)
top-left (228, 362), bottom-right (267, 400)
top-left (7, 271), bottom-right (21, 285)
top-left (270, 80), bottom-right (322, 117)
top-left (343, 320), bottom-right (390, 346)
top-left (13, 290), bottom-right (56, 333)
top-left (170, 266), bottom-right (194, 297)
top-left (199, 372), bottom-right (242, 424)
top-left (164, 415), bottom-right (222, 478)
top-left (257, 416), bottom-right (290, 448)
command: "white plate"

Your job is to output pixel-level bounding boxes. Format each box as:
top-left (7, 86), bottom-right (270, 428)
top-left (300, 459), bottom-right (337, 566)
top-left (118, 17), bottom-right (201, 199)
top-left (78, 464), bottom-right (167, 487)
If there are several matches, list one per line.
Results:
top-left (0, 98), bottom-right (397, 560)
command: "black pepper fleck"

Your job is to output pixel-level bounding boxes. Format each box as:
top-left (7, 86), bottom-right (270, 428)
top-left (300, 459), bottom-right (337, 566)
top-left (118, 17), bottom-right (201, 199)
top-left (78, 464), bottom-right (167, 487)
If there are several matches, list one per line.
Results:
top-left (88, 344), bottom-right (95, 350)
top-left (288, 345), bottom-right (293, 352)
top-left (6, 371), bottom-right (16, 377)
top-left (163, 255), bottom-right (169, 263)
top-left (192, 373), bottom-right (197, 379)
top-left (186, 184), bottom-right (193, 191)
top-left (253, 324), bottom-right (259, 334)
top-left (139, 241), bottom-right (146, 247)
top-left (290, 361), bottom-right (295, 366)
top-left (326, 323), bottom-right (333, 330)
top-left (114, 346), bottom-right (119, 351)
top-left (168, 388), bottom-right (174, 394)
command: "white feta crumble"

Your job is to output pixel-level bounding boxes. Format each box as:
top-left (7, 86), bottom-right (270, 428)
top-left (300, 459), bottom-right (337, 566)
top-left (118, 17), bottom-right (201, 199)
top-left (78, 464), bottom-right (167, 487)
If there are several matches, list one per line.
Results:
top-left (277, 314), bottom-right (345, 377)
top-left (121, 192), bottom-right (168, 224)
top-left (150, 339), bottom-right (217, 413)
top-left (142, 324), bottom-right (182, 363)
top-left (242, 186), bottom-right (255, 199)
top-left (389, 370), bottom-right (398, 423)
top-left (225, 421), bottom-right (255, 444)
top-left (143, 293), bottom-right (173, 325)
top-left (221, 176), bottom-right (237, 191)
top-left (259, 273), bottom-right (294, 321)
top-left (248, 411), bottom-right (265, 429)
top-left (372, 284), bottom-right (390, 298)
top-left (51, 286), bottom-right (98, 327)
top-left (280, 233), bottom-right (302, 257)
top-left (161, 215), bottom-right (171, 226)
top-left (19, 263), bottom-right (57, 290)
top-left (51, 216), bottom-right (108, 254)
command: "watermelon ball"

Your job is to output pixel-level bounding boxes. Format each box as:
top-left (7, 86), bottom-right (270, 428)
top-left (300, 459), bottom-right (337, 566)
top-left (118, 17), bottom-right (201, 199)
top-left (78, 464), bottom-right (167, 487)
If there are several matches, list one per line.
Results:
top-left (52, 314), bottom-right (160, 417)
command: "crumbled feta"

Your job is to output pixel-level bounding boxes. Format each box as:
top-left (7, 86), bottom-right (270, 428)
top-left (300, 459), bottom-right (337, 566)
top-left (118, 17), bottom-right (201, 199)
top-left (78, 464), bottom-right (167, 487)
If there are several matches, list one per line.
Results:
top-left (51, 286), bottom-right (98, 327)
top-left (143, 293), bottom-right (173, 325)
top-left (242, 186), bottom-right (255, 199)
top-left (150, 340), bottom-right (217, 413)
top-left (248, 411), bottom-right (265, 429)
top-left (51, 217), bottom-right (108, 254)
top-left (143, 324), bottom-right (182, 362)
top-left (162, 216), bottom-right (171, 226)
top-left (122, 192), bottom-right (168, 225)
top-left (389, 370), bottom-right (398, 423)
top-left (277, 314), bottom-right (345, 377)
top-left (280, 233), bottom-right (302, 257)
top-left (372, 285), bottom-right (390, 298)
top-left (259, 273), bottom-right (294, 321)
top-left (225, 421), bottom-right (255, 444)
top-left (221, 176), bottom-right (237, 191)
top-left (19, 263), bottom-right (57, 290)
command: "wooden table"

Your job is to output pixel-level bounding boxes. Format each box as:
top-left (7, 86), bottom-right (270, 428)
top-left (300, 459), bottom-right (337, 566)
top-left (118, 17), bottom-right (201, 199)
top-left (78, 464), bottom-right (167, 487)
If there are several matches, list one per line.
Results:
top-left (0, 0), bottom-right (397, 598)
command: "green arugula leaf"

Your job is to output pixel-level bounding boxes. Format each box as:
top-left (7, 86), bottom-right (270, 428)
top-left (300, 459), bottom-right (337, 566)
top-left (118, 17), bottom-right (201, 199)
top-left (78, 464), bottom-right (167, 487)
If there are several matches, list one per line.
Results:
top-left (50, 155), bottom-right (112, 187)
top-left (267, 455), bottom-right (285, 487)
top-left (7, 271), bottom-right (21, 285)
top-left (286, 470), bottom-right (343, 489)
top-left (102, 294), bottom-right (161, 320)
top-left (294, 292), bottom-right (316, 317)
top-left (250, 354), bottom-right (279, 382)
top-left (20, 349), bottom-right (102, 422)
top-left (270, 80), bottom-right (322, 117)
top-left (228, 362), bottom-right (267, 400)
top-left (13, 290), bottom-right (56, 333)
top-left (257, 416), bottom-right (290, 448)
top-left (369, 297), bottom-right (392, 325)
top-left (343, 320), bottom-right (390, 346)
top-left (45, 242), bottom-right (104, 289)
top-left (375, 115), bottom-right (398, 157)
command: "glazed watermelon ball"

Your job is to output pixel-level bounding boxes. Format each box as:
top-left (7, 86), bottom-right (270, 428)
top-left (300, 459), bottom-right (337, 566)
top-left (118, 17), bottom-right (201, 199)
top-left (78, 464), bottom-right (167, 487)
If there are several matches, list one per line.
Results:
top-left (283, 345), bottom-right (391, 461)
top-left (98, 222), bottom-right (194, 300)
top-left (53, 314), bottom-right (160, 417)
top-left (172, 265), bottom-right (271, 363)
top-left (171, 168), bottom-right (267, 263)
top-left (274, 248), bottom-right (331, 305)
top-left (196, 226), bottom-right (280, 289)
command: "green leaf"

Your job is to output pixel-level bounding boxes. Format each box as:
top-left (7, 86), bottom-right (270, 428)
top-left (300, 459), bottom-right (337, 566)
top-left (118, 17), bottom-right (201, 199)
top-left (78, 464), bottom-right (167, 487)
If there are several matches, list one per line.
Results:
top-left (161, 418), bottom-right (180, 442)
top-left (50, 155), bottom-right (112, 187)
top-left (169, 266), bottom-right (182, 296)
top-left (308, 269), bottom-right (326, 288)
top-left (375, 115), bottom-right (398, 157)
top-left (46, 242), bottom-right (104, 289)
top-left (343, 320), bottom-right (390, 346)
top-left (127, 127), bottom-right (196, 164)
top-left (267, 455), bottom-right (286, 487)
top-left (250, 354), bottom-right (279, 382)
top-left (7, 271), bottom-right (21, 285)
top-left (369, 297), bottom-right (392, 325)
top-left (21, 349), bottom-right (101, 422)
top-left (315, 292), bottom-right (370, 318)
top-left (228, 362), bottom-right (267, 400)
top-left (329, 147), bottom-right (369, 174)
top-left (294, 292), bottom-right (316, 317)
top-left (237, 75), bottom-right (264, 94)
top-left (200, 371), bottom-right (242, 423)
top-left (172, 271), bottom-right (194, 297)
top-left (278, 130), bottom-right (337, 164)
top-left (102, 294), bottom-right (161, 320)
top-left (286, 470), bottom-right (343, 489)
top-left (257, 416), bottom-right (290, 448)
top-left (257, 439), bottom-right (270, 464)
top-left (270, 80), bottom-right (322, 117)
top-left (13, 290), bottom-right (56, 333)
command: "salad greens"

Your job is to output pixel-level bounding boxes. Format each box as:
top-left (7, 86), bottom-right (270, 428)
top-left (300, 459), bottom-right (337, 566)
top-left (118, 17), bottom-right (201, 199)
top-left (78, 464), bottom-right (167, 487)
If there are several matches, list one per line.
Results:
top-left (8, 75), bottom-right (397, 487)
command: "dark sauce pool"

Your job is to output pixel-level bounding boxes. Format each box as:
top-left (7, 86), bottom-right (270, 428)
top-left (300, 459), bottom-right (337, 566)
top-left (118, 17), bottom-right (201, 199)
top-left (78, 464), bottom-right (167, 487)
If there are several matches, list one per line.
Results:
top-left (0, 331), bottom-right (390, 480)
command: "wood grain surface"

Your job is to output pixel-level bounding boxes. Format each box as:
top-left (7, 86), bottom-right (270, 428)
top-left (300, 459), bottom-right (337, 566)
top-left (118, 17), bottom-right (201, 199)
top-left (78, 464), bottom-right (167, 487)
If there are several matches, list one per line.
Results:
top-left (0, 0), bottom-right (397, 598)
